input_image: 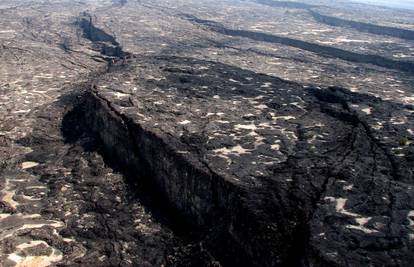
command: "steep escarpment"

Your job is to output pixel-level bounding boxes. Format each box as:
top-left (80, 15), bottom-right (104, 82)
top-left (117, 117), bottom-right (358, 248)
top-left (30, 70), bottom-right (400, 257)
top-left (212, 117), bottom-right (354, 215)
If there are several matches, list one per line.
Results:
top-left (256, 0), bottom-right (317, 9)
top-left (182, 14), bottom-right (414, 74)
top-left (0, 11), bottom-right (225, 265)
top-left (76, 12), bottom-right (130, 59)
top-left (2, 1), bottom-right (414, 267)
top-left (3, 6), bottom-right (411, 266)
top-left (310, 10), bottom-right (414, 41)
top-left (255, 1), bottom-right (414, 41)
top-left (72, 56), bottom-right (413, 266)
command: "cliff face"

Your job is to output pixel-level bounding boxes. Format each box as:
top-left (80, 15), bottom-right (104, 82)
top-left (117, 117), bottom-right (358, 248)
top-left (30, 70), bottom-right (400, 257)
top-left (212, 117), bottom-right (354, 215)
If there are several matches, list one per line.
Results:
top-left (310, 10), bottom-right (414, 41)
top-left (1, 0), bottom-right (414, 266)
top-left (182, 15), bottom-right (414, 74)
top-left (76, 13), bottom-right (130, 59)
top-left (70, 56), bottom-right (414, 266)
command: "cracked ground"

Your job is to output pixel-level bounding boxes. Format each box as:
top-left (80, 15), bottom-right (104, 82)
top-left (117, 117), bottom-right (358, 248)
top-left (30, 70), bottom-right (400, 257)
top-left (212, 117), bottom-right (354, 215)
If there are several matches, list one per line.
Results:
top-left (0, 0), bottom-right (413, 266)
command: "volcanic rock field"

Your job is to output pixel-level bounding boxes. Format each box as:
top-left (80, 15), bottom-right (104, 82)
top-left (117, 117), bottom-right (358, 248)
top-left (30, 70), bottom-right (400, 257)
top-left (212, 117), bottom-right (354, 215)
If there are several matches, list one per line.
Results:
top-left (0, 0), bottom-right (413, 266)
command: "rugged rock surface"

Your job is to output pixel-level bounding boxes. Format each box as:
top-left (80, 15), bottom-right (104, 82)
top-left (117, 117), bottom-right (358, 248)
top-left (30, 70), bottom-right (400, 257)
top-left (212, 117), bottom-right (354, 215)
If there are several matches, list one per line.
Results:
top-left (182, 14), bottom-right (414, 74)
top-left (82, 56), bottom-right (414, 266)
top-left (0, 86), bottom-right (221, 266)
top-left (1, 0), bottom-right (414, 266)
top-left (310, 10), bottom-right (414, 41)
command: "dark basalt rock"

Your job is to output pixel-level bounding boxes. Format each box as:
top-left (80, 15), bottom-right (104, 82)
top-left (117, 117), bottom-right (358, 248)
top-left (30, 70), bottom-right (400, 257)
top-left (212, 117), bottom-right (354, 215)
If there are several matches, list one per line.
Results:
top-left (182, 14), bottom-right (414, 74)
top-left (1, 1), bottom-right (414, 266)
top-left (76, 13), bottom-right (130, 59)
top-left (310, 10), bottom-right (414, 41)
top-left (256, 1), bottom-right (414, 41)
top-left (77, 13), bottom-right (119, 46)
top-left (73, 55), bottom-right (414, 266)
top-left (256, 0), bottom-right (318, 9)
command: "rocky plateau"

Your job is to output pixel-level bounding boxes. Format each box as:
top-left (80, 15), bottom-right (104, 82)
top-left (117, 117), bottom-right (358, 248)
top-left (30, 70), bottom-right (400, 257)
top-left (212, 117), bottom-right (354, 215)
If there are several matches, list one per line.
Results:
top-left (0, 0), bottom-right (413, 266)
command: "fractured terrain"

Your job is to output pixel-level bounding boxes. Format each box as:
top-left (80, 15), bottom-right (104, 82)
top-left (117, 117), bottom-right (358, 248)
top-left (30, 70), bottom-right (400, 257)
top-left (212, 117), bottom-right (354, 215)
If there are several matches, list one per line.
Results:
top-left (182, 14), bottom-right (414, 74)
top-left (0, 0), bottom-right (413, 266)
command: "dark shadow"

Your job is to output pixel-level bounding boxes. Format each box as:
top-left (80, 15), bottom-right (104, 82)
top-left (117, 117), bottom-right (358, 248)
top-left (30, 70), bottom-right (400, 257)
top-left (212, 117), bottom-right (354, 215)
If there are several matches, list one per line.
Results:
top-left (61, 92), bottom-right (195, 234)
top-left (85, 55), bottom-right (413, 266)
top-left (310, 10), bottom-right (414, 41)
top-left (76, 12), bottom-right (131, 58)
top-left (256, 0), bottom-right (318, 9)
top-left (60, 91), bottom-right (251, 267)
top-left (255, 1), bottom-right (414, 41)
top-left (181, 14), bottom-right (414, 74)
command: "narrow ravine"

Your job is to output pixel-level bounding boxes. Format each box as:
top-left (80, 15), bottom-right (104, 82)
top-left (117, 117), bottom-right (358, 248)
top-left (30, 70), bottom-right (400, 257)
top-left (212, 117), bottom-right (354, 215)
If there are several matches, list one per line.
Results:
top-left (1, 5), bottom-right (413, 267)
top-left (17, 89), bottom-right (220, 266)
top-left (77, 53), bottom-right (413, 266)
top-left (310, 10), bottom-right (414, 41)
top-left (0, 12), bottom-right (221, 267)
top-left (256, 0), bottom-right (318, 9)
top-left (181, 14), bottom-right (414, 74)
top-left (255, 0), bottom-right (414, 41)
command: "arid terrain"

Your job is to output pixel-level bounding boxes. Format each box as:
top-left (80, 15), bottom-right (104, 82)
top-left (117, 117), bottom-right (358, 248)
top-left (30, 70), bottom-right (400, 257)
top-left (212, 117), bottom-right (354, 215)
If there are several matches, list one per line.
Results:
top-left (0, 0), bottom-right (413, 266)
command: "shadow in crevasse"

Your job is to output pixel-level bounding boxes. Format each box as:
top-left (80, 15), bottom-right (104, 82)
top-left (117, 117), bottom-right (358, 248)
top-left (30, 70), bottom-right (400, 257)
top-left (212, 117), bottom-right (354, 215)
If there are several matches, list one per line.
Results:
top-left (108, 56), bottom-right (414, 265)
top-left (14, 87), bottom-right (224, 266)
top-left (60, 92), bottom-right (232, 267)
top-left (60, 93), bottom-right (189, 231)
top-left (180, 14), bottom-right (414, 74)
top-left (60, 55), bottom-right (413, 267)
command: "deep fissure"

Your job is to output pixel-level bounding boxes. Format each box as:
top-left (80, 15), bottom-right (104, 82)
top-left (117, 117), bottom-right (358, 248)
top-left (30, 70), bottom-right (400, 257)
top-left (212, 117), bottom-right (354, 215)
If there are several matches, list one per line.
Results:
top-left (181, 14), bottom-right (414, 74)
top-left (49, 11), bottom-right (414, 267)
